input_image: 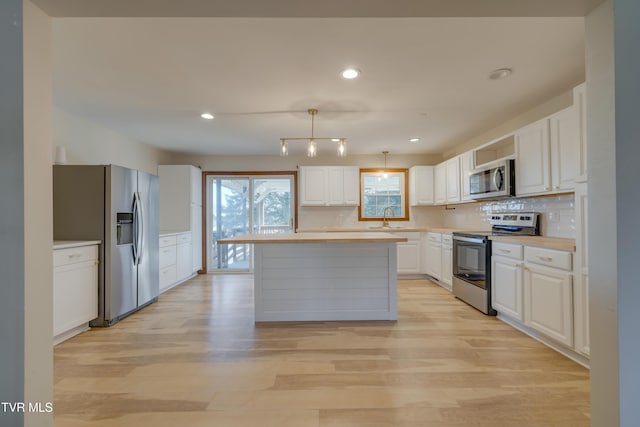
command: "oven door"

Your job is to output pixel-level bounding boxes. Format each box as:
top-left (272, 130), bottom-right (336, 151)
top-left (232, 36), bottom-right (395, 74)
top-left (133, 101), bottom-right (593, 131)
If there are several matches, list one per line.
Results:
top-left (453, 235), bottom-right (488, 289)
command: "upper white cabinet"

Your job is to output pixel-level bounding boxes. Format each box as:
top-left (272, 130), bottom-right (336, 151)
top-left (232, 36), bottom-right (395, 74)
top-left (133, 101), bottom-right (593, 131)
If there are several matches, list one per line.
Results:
top-left (460, 151), bottom-right (474, 202)
top-left (409, 166), bottom-right (434, 206)
top-left (434, 163), bottom-right (447, 204)
top-left (550, 106), bottom-right (582, 192)
top-left (515, 118), bottom-right (551, 196)
top-left (445, 157), bottom-right (461, 203)
top-left (159, 165), bottom-right (203, 274)
top-left (300, 166), bottom-right (359, 206)
top-left (573, 83), bottom-right (588, 184)
top-left (515, 84), bottom-right (587, 196)
top-left (299, 166), bottom-right (328, 206)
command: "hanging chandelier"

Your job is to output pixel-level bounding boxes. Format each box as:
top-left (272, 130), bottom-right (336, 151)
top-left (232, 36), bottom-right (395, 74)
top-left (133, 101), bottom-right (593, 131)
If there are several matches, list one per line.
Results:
top-left (280, 108), bottom-right (347, 158)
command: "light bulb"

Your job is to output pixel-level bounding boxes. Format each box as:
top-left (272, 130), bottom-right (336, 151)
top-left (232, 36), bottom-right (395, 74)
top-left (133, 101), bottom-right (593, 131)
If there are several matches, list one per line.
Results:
top-left (337, 139), bottom-right (346, 157)
top-left (307, 140), bottom-right (317, 157)
top-left (383, 172), bottom-right (389, 179)
top-left (280, 140), bottom-right (288, 157)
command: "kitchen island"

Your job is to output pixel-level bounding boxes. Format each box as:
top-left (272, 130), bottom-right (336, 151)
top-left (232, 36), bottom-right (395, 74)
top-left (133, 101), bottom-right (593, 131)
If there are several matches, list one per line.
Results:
top-left (217, 232), bottom-right (407, 322)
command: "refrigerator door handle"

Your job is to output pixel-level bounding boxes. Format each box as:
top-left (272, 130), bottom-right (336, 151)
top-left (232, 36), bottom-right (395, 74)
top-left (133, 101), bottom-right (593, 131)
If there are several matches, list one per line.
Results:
top-left (132, 193), bottom-right (139, 264)
top-left (135, 191), bottom-right (145, 265)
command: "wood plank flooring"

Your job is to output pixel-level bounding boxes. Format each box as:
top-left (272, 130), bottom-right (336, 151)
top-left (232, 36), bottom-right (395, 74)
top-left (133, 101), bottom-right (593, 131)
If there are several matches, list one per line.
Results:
top-left (54, 275), bottom-right (590, 426)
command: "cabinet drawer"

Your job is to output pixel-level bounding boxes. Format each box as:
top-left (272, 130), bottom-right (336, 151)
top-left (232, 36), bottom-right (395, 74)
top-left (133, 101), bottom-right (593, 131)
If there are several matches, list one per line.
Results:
top-left (159, 245), bottom-right (177, 268)
top-left (442, 234), bottom-right (453, 245)
top-left (177, 232), bottom-right (192, 244)
top-left (492, 242), bottom-right (523, 260)
top-left (525, 246), bottom-right (572, 271)
top-left (393, 232), bottom-right (420, 241)
top-left (159, 265), bottom-right (177, 290)
top-left (54, 245), bottom-right (99, 267)
top-left (159, 235), bottom-right (177, 248)
top-left (427, 232), bottom-right (442, 243)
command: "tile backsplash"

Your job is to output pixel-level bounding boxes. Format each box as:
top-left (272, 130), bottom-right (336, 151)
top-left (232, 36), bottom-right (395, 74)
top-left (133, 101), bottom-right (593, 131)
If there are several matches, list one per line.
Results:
top-left (443, 194), bottom-right (576, 238)
top-left (297, 194), bottom-right (575, 238)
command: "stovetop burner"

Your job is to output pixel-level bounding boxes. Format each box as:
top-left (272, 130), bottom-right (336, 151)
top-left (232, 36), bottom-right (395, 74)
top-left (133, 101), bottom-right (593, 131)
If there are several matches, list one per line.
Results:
top-left (453, 212), bottom-right (541, 238)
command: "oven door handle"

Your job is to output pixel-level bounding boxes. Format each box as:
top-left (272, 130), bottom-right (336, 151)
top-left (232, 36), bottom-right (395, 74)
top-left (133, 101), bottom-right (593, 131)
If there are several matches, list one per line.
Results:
top-left (453, 235), bottom-right (486, 244)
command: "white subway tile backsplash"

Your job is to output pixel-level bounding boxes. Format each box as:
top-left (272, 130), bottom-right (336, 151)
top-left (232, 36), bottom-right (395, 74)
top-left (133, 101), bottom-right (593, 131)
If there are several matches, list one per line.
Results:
top-left (443, 194), bottom-right (575, 238)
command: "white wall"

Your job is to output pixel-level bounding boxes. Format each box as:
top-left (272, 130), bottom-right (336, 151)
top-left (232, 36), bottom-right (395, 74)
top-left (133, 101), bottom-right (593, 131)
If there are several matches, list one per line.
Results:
top-left (23, 1), bottom-right (53, 426)
top-left (54, 107), bottom-right (173, 175)
top-left (443, 88), bottom-right (575, 159)
top-left (613, 0), bottom-right (640, 424)
top-left (585, 2), bottom-right (618, 426)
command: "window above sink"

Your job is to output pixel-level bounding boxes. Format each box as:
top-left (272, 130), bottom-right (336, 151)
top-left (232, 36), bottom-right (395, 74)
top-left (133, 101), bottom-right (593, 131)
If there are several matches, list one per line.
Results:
top-left (358, 168), bottom-right (409, 222)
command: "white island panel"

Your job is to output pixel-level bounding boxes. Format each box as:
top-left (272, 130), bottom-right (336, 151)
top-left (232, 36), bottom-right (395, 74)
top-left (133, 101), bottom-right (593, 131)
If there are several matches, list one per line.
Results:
top-left (254, 242), bottom-right (398, 321)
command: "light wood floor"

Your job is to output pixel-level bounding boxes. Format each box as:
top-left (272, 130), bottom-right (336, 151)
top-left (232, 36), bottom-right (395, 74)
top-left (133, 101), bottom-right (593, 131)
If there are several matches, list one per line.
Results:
top-left (54, 275), bottom-right (590, 426)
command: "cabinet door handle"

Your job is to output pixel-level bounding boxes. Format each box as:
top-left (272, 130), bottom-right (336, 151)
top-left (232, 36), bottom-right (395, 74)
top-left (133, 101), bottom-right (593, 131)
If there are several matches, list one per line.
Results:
top-left (553, 185), bottom-right (560, 189)
top-left (537, 255), bottom-right (553, 262)
top-left (68, 253), bottom-right (82, 259)
top-left (544, 187), bottom-right (550, 191)
top-left (498, 249), bottom-right (511, 254)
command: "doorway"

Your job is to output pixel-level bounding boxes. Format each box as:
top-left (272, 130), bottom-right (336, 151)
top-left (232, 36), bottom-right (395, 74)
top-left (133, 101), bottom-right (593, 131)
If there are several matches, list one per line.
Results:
top-left (205, 173), bottom-right (297, 272)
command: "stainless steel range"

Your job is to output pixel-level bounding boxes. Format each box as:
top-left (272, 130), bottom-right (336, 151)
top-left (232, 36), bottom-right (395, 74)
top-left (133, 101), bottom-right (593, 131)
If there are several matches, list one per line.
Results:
top-left (452, 213), bottom-right (540, 315)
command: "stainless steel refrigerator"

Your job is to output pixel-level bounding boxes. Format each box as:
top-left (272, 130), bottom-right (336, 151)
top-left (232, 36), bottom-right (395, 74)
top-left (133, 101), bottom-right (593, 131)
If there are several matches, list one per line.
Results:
top-left (53, 164), bottom-right (159, 326)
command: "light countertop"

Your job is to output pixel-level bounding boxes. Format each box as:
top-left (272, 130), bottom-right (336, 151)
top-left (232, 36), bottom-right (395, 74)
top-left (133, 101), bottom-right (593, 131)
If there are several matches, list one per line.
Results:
top-left (296, 226), bottom-right (490, 234)
top-left (489, 235), bottom-right (576, 251)
top-left (217, 232), bottom-right (409, 244)
top-left (160, 230), bottom-right (190, 236)
top-left (53, 240), bottom-right (101, 250)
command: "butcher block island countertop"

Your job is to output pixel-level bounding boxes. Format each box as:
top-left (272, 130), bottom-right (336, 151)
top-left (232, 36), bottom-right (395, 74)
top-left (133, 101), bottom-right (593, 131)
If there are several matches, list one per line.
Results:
top-left (216, 232), bottom-right (404, 322)
top-left (217, 231), bottom-right (408, 244)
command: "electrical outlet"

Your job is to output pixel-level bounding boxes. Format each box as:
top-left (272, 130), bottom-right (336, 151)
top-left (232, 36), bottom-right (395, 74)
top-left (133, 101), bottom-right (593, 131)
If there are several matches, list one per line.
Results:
top-left (548, 211), bottom-right (560, 223)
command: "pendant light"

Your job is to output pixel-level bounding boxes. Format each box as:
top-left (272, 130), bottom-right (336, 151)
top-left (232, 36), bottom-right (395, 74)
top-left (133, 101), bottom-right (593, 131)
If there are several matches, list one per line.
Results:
top-left (280, 109), bottom-right (347, 157)
top-left (382, 151), bottom-right (389, 179)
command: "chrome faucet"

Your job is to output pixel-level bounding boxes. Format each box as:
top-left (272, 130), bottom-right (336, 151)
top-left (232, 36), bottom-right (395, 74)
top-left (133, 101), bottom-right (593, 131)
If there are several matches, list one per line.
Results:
top-left (382, 206), bottom-right (394, 227)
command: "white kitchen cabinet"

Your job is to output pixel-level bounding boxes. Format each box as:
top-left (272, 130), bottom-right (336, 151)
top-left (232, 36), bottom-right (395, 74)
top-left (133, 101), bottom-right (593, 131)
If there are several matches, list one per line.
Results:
top-left (460, 151), bottom-right (474, 202)
top-left (573, 182), bottom-right (589, 356)
top-left (159, 165), bottom-right (203, 275)
top-left (492, 254), bottom-right (524, 321)
top-left (424, 232), bottom-right (442, 280)
top-left (328, 166), bottom-right (359, 206)
top-left (396, 232), bottom-right (422, 274)
top-left (159, 234), bottom-right (178, 293)
top-left (300, 166), bottom-right (359, 206)
top-left (573, 83), bottom-right (588, 184)
top-left (515, 118), bottom-right (551, 196)
top-left (445, 156), bottom-right (461, 203)
top-left (440, 234), bottom-right (453, 290)
top-left (524, 261), bottom-right (574, 347)
top-left (550, 105), bottom-right (582, 192)
top-left (516, 84), bottom-right (586, 196)
top-left (176, 232), bottom-right (193, 281)
top-left (409, 166), bottom-right (434, 206)
top-left (53, 243), bottom-right (99, 344)
top-left (434, 163), bottom-right (446, 204)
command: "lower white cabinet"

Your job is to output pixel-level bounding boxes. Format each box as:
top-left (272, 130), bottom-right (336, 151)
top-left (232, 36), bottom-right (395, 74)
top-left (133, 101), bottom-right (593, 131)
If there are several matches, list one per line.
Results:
top-left (176, 232), bottom-right (193, 281)
top-left (159, 231), bottom-right (196, 293)
top-left (423, 232), bottom-right (442, 281)
top-left (53, 243), bottom-right (99, 343)
top-left (524, 261), bottom-right (574, 347)
top-left (491, 242), bottom-right (576, 352)
top-left (440, 234), bottom-right (453, 289)
top-left (492, 255), bottom-right (524, 321)
top-left (396, 232), bottom-right (421, 274)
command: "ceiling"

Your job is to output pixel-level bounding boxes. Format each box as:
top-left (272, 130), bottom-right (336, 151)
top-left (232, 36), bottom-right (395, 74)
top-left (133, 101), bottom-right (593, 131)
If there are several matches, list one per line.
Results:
top-left (46, 2), bottom-right (588, 157)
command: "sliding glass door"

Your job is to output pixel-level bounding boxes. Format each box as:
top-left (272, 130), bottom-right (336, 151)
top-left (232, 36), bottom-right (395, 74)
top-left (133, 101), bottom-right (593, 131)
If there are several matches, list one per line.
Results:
top-left (207, 174), bottom-right (295, 272)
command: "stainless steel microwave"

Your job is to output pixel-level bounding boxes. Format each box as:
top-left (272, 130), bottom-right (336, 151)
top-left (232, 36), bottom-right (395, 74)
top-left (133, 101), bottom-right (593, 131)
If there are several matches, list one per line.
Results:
top-left (469, 159), bottom-right (515, 200)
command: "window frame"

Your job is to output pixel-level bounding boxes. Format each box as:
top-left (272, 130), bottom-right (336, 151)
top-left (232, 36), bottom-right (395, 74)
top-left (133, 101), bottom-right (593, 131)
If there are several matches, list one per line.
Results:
top-left (358, 168), bottom-right (409, 222)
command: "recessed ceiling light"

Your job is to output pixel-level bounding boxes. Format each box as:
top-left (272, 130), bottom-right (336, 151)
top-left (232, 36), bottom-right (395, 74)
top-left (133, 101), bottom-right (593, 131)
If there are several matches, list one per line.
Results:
top-left (409, 138), bottom-right (421, 143)
top-left (488, 68), bottom-right (513, 80)
top-left (341, 68), bottom-right (360, 79)
top-left (200, 113), bottom-right (214, 120)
